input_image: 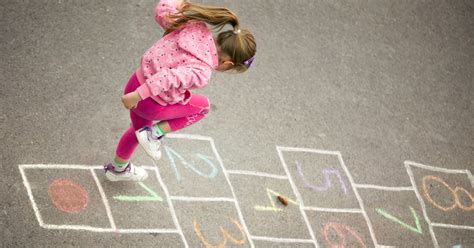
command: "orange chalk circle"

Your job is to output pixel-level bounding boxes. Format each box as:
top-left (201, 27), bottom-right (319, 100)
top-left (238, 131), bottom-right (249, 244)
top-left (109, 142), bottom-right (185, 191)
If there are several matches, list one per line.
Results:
top-left (454, 186), bottom-right (474, 211)
top-left (48, 179), bottom-right (88, 214)
top-left (422, 175), bottom-right (473, 212)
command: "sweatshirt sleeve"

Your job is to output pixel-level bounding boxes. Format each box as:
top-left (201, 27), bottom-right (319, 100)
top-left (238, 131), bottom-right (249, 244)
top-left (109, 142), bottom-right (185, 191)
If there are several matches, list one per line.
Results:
top-left (154, 0), bottom-right (180, 30)
top-left (136, 59), bottom-right (212, 100)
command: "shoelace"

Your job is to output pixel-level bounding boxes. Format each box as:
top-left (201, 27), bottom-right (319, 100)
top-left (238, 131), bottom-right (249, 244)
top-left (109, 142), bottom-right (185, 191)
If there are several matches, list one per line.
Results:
top-left (104, 162), bottom-right (131, 174)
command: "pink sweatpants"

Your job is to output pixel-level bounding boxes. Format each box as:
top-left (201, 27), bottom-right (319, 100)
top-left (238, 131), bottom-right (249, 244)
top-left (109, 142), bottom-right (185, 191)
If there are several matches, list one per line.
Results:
top-left (115, 73), bottom-right (210, 160)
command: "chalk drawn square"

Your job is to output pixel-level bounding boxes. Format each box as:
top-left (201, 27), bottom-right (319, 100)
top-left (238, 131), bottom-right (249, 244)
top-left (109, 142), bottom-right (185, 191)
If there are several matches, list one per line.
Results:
top-left (19, 165), bottom-right (111, 230)
top-left (406, 162), bottom-right (474, 228)
top-left (357, 188), bottom-right (433, 247)
top-left (277, 148), bottom-right (360, 209)
top-left (172, 201), bottom-right (251, 248)
top-left (229, 174), bottom-right (313, 240)
top-left (432, 226), bottom-right (474, 247)
top-left (96, 167), bottom-right (176, 230)
top-left (305, 211), bottom-right (375, 248)
top-left (156, 134), bottom-right (233, 198)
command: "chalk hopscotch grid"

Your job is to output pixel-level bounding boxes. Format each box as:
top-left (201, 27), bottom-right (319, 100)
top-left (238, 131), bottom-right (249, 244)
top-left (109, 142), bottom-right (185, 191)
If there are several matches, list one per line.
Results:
top-left (276, 147), bottom-right (320, 248)
top-left (276, 146), bottom-right (379, 248)
top-left (405, 160), bottom-right (474, 248)
top-left (165, 134), bottom-right (321, 247)
top-left (159, 133), bottom-right (256, 248)
top-left (19, 137), bottom-right (472, 247)
top-left (18, 164), bottom-right (183, 235)
top-left (17, 140), bottom-right (391, 247)
top-left (226, 168), bottom-right (317, 245)
top-left (225, 168), bottom-right (323, 245)
top-left (18, 164), bottom-right (180, 234)
top-left (273, 149), bottom-right (474, 248)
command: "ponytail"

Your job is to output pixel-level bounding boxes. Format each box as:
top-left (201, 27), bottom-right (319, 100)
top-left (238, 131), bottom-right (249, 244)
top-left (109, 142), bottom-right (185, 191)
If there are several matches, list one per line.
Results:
top-left (164, 2), bottom-right (240, 35)
top-left (166, 1), bottom-right (256, 73)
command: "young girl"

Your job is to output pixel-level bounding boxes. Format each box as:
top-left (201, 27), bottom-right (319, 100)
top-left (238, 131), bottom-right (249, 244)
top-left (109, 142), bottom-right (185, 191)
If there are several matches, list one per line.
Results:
top-left (104, 0), bottom-right (256, 181)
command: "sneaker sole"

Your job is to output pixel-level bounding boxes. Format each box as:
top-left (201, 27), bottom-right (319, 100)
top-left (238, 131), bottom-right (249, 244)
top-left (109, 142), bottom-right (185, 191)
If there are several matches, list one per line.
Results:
top-left (105, 171), bottom-right (149, 182)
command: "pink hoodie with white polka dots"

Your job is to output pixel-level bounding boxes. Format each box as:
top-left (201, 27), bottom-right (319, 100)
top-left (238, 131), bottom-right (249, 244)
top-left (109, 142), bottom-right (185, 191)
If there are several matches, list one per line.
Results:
top-left (135, 0), bottom-right (219, 106)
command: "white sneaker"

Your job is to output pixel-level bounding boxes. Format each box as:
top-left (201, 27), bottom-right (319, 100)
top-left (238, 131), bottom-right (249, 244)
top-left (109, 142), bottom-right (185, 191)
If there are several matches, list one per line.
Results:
top-left (104, 162), bottom-right (148, 182)
top-left (135, 125), bottom-right (164, 161)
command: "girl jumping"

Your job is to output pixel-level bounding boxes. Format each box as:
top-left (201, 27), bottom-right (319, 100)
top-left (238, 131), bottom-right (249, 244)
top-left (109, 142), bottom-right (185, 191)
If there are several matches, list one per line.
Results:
top-left (104, 0), bottom-right (256, 181)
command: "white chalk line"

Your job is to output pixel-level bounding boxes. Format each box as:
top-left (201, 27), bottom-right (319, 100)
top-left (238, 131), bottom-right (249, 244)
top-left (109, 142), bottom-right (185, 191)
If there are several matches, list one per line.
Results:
top-left (466, 170), bottom-right (474, 188)
top-left (20, 142), bottom-right (471, 248)
top-left (431, 223), bottom-right (474, 230)
top-left (404, 160), bottom-right (469, 175)
top-left (115, 228), bottom-right (180, 234)
top-left (250, 235), bottom-right (315, 244)
top-left (226, 169), bottom-right (288, 180)
top-left (150, 166), bottom-right (189, 248)
top-left (19, 164), bottom-right (102, 170)
top-left (353, 184), bottom-right (414, 191)
top-left (405, 163), bottom-right (439, 248)
top-left (18, 166), bottom-right (45, 227)
top-left (336, 152), bottom-right (379, 247)
top-left (277, 147), bottom-right (319, 248)
top-left (90, 169), bottom-right (116, 230)
top-left (303, 207), bottom-right (364, 214)
top-left (18, 164), bottom-right (157, 171)
top-left (42, 224), bottom-right (179, 234)
top-left (209, 136), bottom-right (255, 248)
top-left (19, 164), bottom-right (186, 236)
top-left (276, 146), bottom-right (339, 156)
top-left (169, 196), bottom-right (236, 203)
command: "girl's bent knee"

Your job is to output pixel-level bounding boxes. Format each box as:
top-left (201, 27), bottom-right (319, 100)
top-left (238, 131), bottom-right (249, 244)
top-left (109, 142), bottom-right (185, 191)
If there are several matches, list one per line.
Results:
top-left (190, 94), bottom-right (210, 115)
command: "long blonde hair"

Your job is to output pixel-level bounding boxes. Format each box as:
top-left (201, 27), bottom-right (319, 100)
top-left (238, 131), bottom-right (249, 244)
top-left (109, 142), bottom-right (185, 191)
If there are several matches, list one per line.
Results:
top-left (165, 2), bottom-right (256, 72)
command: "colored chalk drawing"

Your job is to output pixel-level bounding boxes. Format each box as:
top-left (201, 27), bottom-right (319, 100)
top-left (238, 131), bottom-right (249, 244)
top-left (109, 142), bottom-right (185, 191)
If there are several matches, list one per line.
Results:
top-left (296, 161), bottom-right (349, 194)
top-left (18, 137), bottom-right (473, 248)
top-left (405, 161), bottom-right (474, 248)
top-left (376, 207), bottom-right (422, 234)
top-left (422, 175), bottom-right (473, 212)
top-left (323, 222), bottom-right (367, 248)
top-left (48, 179), bottom-right (88, 214)
top-left (253, 188), bottom-right (298, 212)
top-left (113, 182), bottom-right (163, 202)
top-left (164, 145), bottom-right (219, 181)
top-left (193, 217), bottom-right (247, 248)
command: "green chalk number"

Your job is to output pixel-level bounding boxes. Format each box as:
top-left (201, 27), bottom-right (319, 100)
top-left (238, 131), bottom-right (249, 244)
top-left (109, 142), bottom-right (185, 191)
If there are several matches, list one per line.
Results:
top-left (113, 182), bottom-right (163, 202)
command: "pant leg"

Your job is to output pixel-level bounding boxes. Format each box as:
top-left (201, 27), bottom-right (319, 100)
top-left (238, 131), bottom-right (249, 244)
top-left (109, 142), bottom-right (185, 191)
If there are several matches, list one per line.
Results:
top-left (115, 111), bottom-right (153, 160)
top-left (163, 94), bottom-right (210, 131)
top-left (114, 73), bottom-right (153, 160)
top-left (133, 93), bottom-right (211, 132)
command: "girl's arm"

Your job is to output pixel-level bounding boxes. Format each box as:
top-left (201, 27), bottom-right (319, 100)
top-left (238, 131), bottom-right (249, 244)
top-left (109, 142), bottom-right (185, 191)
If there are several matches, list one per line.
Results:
top-left (135, 59), bottom-right (211, 101)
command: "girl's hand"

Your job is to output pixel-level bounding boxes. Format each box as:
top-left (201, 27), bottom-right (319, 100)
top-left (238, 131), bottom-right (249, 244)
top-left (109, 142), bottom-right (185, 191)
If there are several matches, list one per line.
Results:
top-left (121, 91), bottom-right (141, 109)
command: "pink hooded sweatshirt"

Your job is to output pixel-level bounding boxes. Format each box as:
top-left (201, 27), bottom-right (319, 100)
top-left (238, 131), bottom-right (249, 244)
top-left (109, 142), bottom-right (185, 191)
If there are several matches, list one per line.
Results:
top-left (135, 0), bottom-right (219, 106)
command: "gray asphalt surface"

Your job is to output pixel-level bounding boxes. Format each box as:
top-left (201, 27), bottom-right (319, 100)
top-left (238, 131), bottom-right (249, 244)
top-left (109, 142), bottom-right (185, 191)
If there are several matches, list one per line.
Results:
top-left (1, 0), bottom-right (473, 247)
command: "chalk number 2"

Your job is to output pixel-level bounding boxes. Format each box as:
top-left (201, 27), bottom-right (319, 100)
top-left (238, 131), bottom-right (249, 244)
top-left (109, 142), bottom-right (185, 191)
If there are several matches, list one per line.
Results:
top-left (164, 146), bottom-right (219, 181)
